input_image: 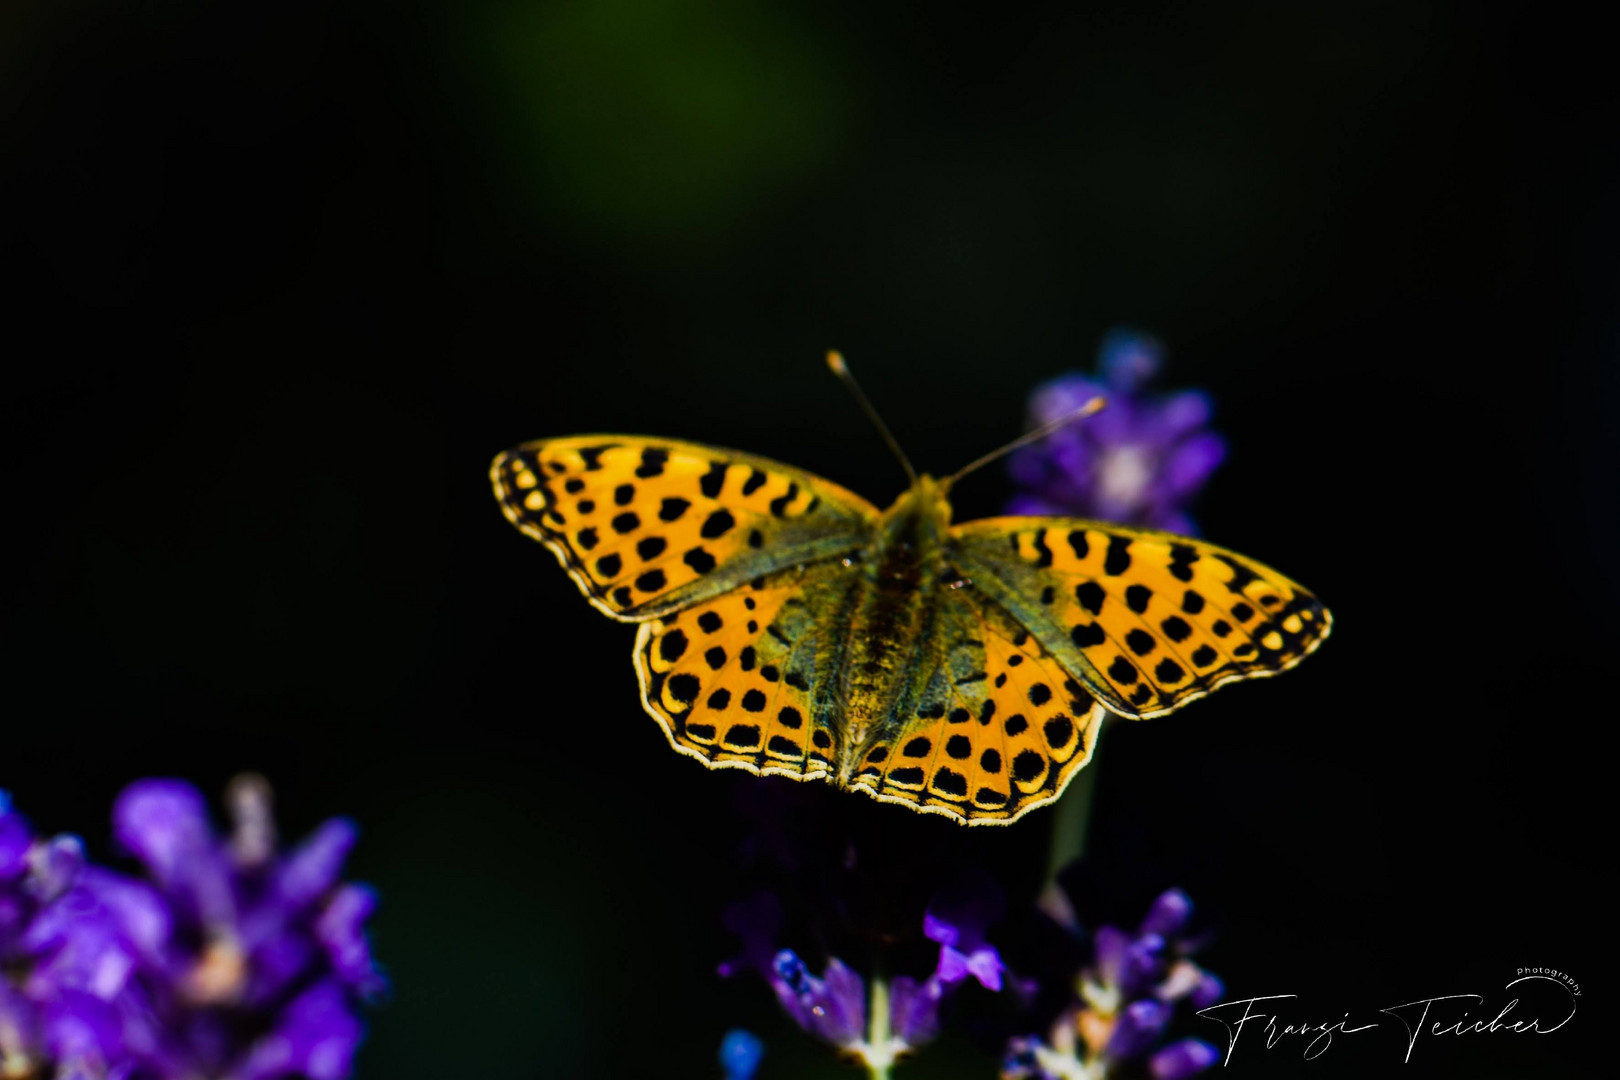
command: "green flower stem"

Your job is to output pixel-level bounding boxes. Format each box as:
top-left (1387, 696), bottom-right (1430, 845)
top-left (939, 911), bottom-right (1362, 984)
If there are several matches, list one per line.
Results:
top-left (865, 974), bottom-right (892, 1080)
top-left (1045, 721), bottom-right (1106, 883)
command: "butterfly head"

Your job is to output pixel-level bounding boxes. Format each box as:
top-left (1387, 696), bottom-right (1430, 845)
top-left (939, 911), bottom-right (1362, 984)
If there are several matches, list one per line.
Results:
top-left (879, 472), bottom-right (954, 550)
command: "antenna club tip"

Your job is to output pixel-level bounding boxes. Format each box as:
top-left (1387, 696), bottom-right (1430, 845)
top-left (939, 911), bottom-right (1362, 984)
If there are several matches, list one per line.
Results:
top-left (825, 350), bottom-right (847, 375)
top-left (1083, 395), bottom-right (1107, 415)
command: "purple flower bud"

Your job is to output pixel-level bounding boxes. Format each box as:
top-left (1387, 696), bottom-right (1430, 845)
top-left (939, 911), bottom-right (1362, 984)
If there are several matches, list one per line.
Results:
top-left (315, 885), bottom-right (385, 999)
top-left (76, 869), bottom-right (170, 968)
top-left (888, 975), bottom-right (943, 1047)
top-left (0, 795), bottom-right (31, 882)
top-left (1190, 972), bottom-right (1225, 1010)
top-left (235, 980), bottom-right (364, 1080)
top-left (1149, 1038), bottom-right (1221, 1079)
top-left (1139, 889), bottom-right (1193, 938)
top-left (275, 819), bottom-right (358, 910)
top-left (1092, 925), bottom-right (1129, 986)
top-left (1104, 997), bottom-right (1170, 1061)
top-left (766, 950), bottom-right (866, 1047)
top-left (112, 781), bottom-right (211, 884)
top-left (1117, 933), bottom-right (1166, 999)
top-left (113, 780), bottom-right (235, 929)
top-left (924, 882), bottom-right (1007, 991)
top-left (815, 958), bottom-right (866, 1046)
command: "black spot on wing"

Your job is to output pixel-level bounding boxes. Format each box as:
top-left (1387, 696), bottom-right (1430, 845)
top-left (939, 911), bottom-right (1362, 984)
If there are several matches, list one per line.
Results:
top-left (1071, 622), bottom-right (1106, 647)
top-left (659, 629), bottom-right (688, 662)
top-left (768, 483), bottom-right (798, 517)
top-left (1218, 554), bottom-right (1259, 595)
top-left (1104, 536), bottom-right (1132, 575)
top-left (635, 447), bottom-right (668, 478)
top-left (699, 461), bottom-right (726, 498)
top-left (701, 510), bottom-right (736, 539)
top-left (1031, 531), bottom-right (1053, 567)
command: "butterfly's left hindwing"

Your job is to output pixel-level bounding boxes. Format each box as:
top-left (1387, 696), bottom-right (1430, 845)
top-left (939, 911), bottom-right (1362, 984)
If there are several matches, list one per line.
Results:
top-left (948, 519), bottom-right (1331, 719)
top-left (634, 561), bottom-right (851, 781)
top-left (491, 436), bottom-right (878, 621)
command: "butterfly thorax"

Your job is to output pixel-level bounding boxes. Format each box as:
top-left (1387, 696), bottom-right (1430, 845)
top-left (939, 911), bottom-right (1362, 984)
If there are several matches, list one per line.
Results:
top-left (836, 476), bottom-right (956, 777)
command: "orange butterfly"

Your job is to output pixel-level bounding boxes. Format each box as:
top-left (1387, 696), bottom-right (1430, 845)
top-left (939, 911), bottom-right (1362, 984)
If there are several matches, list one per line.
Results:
top-left (492, 354), bottom-right (1329, 824)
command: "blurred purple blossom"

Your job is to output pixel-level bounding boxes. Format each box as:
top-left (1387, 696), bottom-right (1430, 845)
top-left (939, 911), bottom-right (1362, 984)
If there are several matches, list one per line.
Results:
top-left (719, 880), bottom-right (1022, 1072)
top-left (0, 777), bottom-right (383, 1080)
top-left (1007, 329), bottom-right (1226, 535)
top-left (1001, 887), bottom-right (1221, 1080)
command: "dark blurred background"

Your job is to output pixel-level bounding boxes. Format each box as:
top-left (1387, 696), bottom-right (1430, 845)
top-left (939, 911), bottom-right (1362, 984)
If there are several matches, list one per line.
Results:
top-left (2, 1), bottom-right (1611, 1076)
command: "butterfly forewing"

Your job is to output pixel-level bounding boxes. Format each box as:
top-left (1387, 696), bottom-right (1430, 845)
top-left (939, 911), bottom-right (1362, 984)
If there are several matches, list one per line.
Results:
top-left (634, 562), bottom-right (852, 780)
top-left (491, 436), bottom-right (878, 620)
top-left (948, 519), bottom-right (1331, 718)
top-left (848, 585), bottom-right (1107, 824)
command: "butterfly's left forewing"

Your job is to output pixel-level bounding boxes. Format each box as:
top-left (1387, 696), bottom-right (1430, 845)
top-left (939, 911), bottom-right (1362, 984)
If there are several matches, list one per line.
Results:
top-left (491, 436), bottom-right (878, 621)
top-left (948, 518), bottom-right (1330, 719)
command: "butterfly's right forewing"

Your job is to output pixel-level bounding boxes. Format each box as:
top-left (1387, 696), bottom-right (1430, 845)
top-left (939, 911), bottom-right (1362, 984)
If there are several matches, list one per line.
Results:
top-left (948, 518), bottom-right (1330, 719)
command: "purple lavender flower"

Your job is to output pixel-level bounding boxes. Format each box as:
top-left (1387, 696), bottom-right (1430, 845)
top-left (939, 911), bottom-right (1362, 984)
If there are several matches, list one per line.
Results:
top-left (0, 778), bottom-right (383, 1080)
top-left (1001, 887), bottom-right (1221, 1080)
top-left (719, 885), bottom-right (1020, 1073)
top-left (1007, 329), bottom-right (1226, 535)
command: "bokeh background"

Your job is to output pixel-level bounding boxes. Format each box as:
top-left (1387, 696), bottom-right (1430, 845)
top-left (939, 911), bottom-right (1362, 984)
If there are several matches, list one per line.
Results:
top-left (2, 1), bottom-right (1611, 1076)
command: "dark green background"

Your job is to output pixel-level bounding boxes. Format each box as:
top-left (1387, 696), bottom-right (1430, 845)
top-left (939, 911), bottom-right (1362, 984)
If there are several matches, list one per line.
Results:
top-left (2, 2), bottom-right (1609, 1076)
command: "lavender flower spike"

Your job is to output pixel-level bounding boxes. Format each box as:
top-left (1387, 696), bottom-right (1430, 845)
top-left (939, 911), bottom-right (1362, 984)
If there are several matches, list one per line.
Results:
top-left (0, 777), bottom-right (384, 1080)
top-left (1007, 328), bottom-right (1226, 534)
top-left (1003, 883), bottom-right (1223, 1080)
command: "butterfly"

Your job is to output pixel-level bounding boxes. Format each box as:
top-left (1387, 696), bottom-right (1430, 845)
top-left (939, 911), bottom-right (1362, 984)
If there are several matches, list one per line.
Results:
top-left (490, 354), bottom-right (1330, 825)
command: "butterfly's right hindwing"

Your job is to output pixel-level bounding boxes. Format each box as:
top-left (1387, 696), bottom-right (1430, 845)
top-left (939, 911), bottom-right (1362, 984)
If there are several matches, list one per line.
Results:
top-left (844, 584), bottom-right (1107, 825)
top-left (491, 436), bottom-right (879, 621)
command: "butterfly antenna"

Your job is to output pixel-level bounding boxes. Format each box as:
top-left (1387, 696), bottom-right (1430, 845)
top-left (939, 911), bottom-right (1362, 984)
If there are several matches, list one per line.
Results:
top-left (942, 396), bottom-right (1107, 490)
top-left (826, 350), bottom-right (919, 486)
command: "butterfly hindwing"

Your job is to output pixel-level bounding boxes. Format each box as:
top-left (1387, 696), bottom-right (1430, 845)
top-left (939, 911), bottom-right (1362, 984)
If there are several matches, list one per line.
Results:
top-left (846, 585), bottom-right (1106, 824)
top-left (634, 561), bottom-right (852, 779)
top-left (948, 519), bottom-right (1330, 718)
top-left (491, 436), bottom-right (878, 620)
